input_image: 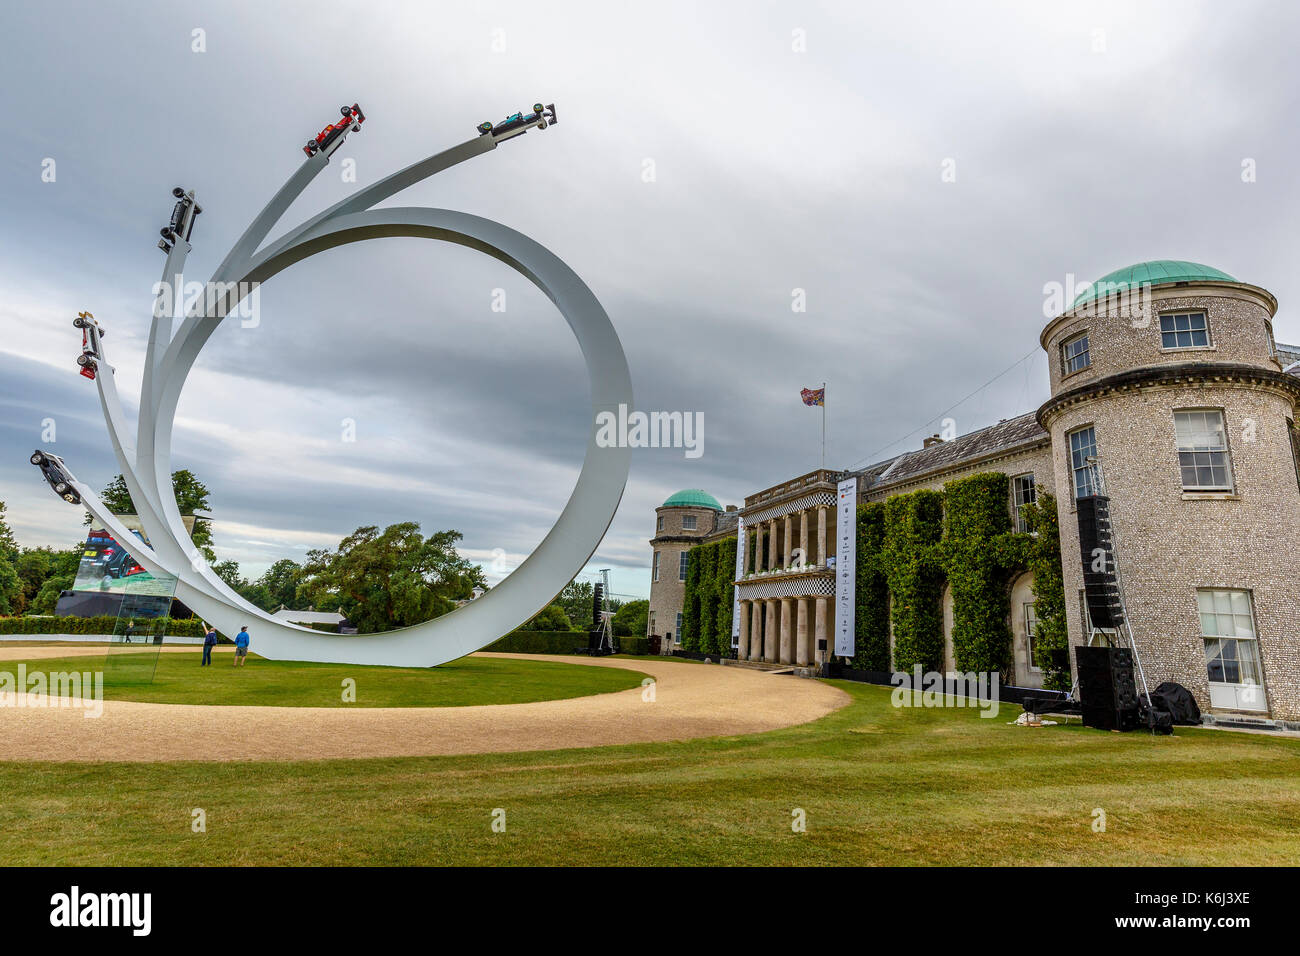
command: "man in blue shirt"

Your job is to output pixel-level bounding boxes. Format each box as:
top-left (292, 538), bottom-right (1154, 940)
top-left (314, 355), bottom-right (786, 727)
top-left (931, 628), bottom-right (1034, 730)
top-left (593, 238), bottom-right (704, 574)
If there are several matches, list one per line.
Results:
top-left (201, 623), bottom-right (218, 666)
top-left (233, 626), bottom-right (250, 667)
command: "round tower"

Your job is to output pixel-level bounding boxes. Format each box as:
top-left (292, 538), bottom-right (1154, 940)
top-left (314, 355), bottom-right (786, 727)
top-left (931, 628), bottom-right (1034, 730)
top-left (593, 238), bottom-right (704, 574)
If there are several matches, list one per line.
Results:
top-left (648, 489), bottom-right (723, 653)
top-left (1037, 260), bottom-right (1300, 721)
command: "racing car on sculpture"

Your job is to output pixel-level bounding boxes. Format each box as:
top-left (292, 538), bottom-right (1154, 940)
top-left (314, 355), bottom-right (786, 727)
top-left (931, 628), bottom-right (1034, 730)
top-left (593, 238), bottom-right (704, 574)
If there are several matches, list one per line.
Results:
top-left (477, 103), bottom-right (556, 141)
top-left (159, 186), bottom-right (202, 253)
top-left (73, 311), bottom-right (103, 380)
top-left (303, 103), bottom-right (365, 157)
top-left (30, 450), bottom-right (80, 504)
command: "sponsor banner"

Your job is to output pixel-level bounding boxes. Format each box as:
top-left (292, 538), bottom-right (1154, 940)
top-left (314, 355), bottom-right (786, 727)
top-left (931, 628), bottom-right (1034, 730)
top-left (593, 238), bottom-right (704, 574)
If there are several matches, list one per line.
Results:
top-left (835, 478), bottom-right (856, 657)
top-left (731, 516), bottom-right (745, 647)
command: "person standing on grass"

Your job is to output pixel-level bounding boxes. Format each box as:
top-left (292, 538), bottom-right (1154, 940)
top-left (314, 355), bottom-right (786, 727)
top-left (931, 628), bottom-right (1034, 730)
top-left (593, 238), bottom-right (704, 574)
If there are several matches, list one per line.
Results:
top-left (233, 626), bottom-right (250, 667)
top-left (201, 624), bottom-right (218, 666)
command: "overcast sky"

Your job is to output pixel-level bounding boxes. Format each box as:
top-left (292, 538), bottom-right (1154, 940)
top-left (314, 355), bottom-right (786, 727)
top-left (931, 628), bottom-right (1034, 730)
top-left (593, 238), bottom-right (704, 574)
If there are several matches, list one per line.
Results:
top-left (2, 0), bottom-right (1298, 600)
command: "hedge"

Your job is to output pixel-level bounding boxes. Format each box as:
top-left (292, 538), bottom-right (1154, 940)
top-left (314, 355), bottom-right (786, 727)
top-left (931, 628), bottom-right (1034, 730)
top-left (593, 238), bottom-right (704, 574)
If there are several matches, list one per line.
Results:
top-left (0, 615), bottom-right (205, 637)
top-left (483, 629), bottom-right (583, 654)
top-left (618, 636), bottom-right (650, 656)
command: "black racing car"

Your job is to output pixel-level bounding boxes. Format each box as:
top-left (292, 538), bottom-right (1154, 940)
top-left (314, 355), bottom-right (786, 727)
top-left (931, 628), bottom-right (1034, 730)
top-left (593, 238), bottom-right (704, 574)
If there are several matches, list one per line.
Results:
top-left (159, 186), bottom-right (202, 253)
top-left (30, 450), bottom-right (81, 504)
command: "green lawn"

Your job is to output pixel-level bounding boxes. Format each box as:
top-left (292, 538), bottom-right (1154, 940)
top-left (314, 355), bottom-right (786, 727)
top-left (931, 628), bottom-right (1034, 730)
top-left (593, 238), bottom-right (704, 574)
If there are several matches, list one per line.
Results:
top-left (3, 678), bottom-right (1299, 865)
top-left (0, 648), bottom-right (644, 708)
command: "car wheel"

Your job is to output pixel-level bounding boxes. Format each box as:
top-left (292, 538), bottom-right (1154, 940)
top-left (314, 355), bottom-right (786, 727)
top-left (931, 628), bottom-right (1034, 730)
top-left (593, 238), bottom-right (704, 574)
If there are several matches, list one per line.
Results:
top-left (77, 354), bottom-right (89, 366)
top-left (533, 103), bottom-right (544, 113)
top-left (172, 186), bottom-right (185, 198)
top-left (30, 452), bottom-right (43, 465)
top-left (73, 316), bottom-right (87, 329)
top-left (54, 481), bottom-right (68, 492)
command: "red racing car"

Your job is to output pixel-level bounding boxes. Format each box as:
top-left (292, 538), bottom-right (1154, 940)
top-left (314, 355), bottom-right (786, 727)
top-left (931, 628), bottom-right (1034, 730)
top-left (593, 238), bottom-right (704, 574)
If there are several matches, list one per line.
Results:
top-left (303, 103), bottom-right (366, 157)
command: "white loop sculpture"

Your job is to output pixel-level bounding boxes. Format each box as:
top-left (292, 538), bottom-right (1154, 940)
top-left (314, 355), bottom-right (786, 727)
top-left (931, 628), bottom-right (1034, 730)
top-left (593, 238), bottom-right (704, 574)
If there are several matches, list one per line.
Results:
top-left (57, 112), bottom-right (632, 666)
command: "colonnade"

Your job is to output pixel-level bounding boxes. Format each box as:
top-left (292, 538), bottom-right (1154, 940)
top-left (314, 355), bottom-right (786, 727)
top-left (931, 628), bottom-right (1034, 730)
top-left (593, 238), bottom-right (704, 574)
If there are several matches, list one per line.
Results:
top-left (736, 595), bottom-right (829, 667)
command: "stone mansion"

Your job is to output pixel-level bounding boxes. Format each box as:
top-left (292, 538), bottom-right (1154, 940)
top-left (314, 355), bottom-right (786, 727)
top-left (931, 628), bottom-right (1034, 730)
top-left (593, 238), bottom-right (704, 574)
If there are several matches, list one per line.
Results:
top-left (649, 260), bottom-right (1300, 724)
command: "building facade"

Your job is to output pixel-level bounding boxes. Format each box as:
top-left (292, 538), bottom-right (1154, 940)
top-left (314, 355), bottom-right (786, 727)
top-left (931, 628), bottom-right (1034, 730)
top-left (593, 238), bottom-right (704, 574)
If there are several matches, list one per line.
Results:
top-left (648, 260), bottom-right (1300, 723)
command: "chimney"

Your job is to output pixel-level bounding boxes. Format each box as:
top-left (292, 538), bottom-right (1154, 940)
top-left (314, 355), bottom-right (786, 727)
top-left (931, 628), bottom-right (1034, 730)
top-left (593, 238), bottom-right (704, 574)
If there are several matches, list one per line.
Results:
top-left (923, 434), bottom-right (945, 448)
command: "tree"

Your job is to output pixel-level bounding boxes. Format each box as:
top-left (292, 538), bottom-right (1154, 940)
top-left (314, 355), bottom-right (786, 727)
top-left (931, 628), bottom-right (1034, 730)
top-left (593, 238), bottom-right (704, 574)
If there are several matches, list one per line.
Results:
top-left (212, 559), bottom-right (246, 591)
top-left (255, 558), bottom-right (308, 611)
top-left (612, 599), bottom-right (649, 637)
top-left (88, 470), bottom-right (215, 561)
top-left (300, 523), bottom-right (485, 633)
top-left (521, 603), bottom-right (574, 631)
top-left (557, 580), bottom-right (594, 630)
top-left (12, 547), bottom-right (54, 614)
top-left (0, 502), bottom-right (19, 615)
top-left (0, 503), bottom-right (20, 613)
top-left (25, 545), bottom-right (82, 615)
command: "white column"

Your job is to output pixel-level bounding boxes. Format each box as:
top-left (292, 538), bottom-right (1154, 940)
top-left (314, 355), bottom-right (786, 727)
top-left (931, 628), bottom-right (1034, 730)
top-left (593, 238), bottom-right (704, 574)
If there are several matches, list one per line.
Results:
top-left (783, 514), bottom-right (793, 567)
top-left (815, 597), bottom-right (829, 666)
top-left (799, 509), bottom-right (809, 567)
top-left (749, 598), bottom-right (764, 660)
top-left (738, 600), bottom-right (751, 661)
top-left (759, 600), bottom-right (769, 660)
top-left (817, 506), bottom-right (827, 568)
top-left (780, 596), bottom-right (794, 665)
top-left (796, 597), bottom-right (810, 666)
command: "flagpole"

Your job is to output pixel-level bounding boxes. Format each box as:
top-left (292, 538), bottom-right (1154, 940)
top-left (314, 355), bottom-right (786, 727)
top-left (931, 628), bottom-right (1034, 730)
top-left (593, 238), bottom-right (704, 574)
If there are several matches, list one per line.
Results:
top-left (821, 381), bottom-right (826, 470)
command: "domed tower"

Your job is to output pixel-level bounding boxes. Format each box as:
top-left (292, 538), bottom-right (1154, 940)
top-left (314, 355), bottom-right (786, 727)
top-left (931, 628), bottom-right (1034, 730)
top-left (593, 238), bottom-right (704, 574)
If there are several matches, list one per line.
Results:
top-left (648, 489), bottom-right (724, 651)
top-left (1038, 260), bottom-right (1300, 721)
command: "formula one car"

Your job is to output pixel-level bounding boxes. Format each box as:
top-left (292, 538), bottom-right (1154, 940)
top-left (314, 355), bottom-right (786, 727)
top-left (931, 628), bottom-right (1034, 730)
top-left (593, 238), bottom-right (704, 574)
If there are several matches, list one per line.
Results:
top-left (158, 186), bottom-right (202, 253)
top-left (476, 103), bottom-right (556, 142)
top-left (303, 103), bottom-right (366, 157)
top-left (30, 450), bottom-right (81, 504)
top-left (73, 311), bottom-right (104, 380)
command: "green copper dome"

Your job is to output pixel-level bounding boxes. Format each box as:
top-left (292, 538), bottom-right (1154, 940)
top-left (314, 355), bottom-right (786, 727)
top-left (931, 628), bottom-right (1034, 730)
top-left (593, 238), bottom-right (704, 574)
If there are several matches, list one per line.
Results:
top-left (1073, 260), bottom-right (1238, 306)
top-left (662, 489), bottom-right (722, 510)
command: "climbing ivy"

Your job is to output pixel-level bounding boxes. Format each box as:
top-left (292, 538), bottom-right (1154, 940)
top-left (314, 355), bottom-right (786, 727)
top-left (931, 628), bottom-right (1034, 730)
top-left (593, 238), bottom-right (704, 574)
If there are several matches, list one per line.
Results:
top-left (1022, 492), bottom-right (1070, 690)
top-left (680, 547), bottom-right (702, 651)
top-left (848, 472), bottom-right (1064, 684)
top-left (880, 490), bottom-right (945, 671)
top-left (680, 537), bottom-right (737, 655)
top-left (941, 473), bottom-right (1031, 675)
top-left (853, 502), bottom-right (890, 670)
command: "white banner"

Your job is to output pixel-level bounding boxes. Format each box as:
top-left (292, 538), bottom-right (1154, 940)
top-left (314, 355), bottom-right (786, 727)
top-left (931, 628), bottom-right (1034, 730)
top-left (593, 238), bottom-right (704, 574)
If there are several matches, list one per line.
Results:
top-left (731, 516), bottom-right (745, 648)
top-left (835, 478), bottom-right (857, 657)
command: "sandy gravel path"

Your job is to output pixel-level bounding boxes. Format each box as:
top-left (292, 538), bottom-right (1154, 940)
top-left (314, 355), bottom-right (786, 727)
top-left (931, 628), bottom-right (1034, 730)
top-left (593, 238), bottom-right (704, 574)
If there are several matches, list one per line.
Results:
top-left (0, 653), bottom-right (848, 762)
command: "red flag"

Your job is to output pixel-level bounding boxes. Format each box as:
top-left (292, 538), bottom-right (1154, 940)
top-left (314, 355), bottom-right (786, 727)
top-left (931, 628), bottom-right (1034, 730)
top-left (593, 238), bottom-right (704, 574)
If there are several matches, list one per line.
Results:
top-left (800, 387), bottom-right (825, 407)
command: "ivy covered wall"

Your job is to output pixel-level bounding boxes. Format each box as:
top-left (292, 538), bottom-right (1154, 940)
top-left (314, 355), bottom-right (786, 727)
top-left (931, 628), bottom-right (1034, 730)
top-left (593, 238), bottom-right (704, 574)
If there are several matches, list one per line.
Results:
top-left (679, 536), bottom-right (737, 655)
top-left (852, 471), bottom-right (1067, 685)
top-left (677, 473), bottom-right (1069, 688)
